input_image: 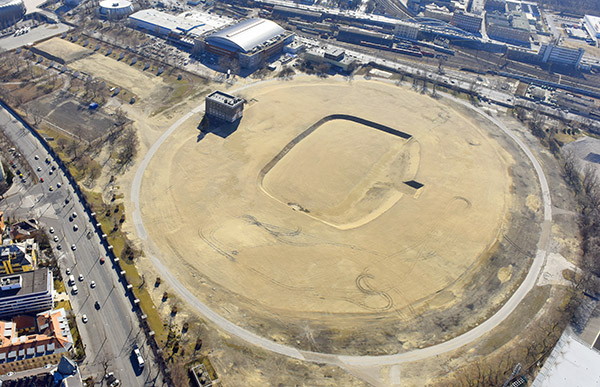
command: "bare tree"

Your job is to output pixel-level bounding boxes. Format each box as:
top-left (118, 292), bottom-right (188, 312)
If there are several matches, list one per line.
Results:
top-left (116, 127), bottom-right (139, 168)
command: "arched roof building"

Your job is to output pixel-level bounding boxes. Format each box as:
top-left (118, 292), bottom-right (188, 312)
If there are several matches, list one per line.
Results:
top-left (205, 18), bottom-right (285, 53)
top-left (98, 0), bottom-right (133, 19)
top-left (196, 18), bottom-right (294, 71)
top-left (0, 0), bottom-right (25, 29)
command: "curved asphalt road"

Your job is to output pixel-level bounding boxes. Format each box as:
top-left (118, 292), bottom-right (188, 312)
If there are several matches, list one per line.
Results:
top-left (131, 79), bottom-right (553, 368)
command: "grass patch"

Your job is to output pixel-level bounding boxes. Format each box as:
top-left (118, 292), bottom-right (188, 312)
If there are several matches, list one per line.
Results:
top-left (55, 299), bottom-right (71, 312)
top-left (54, 278), bottom-right (66, 293)
top-left (479, 285), bottom-right (551, 354)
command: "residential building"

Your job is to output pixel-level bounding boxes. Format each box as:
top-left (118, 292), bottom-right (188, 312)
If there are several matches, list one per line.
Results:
top-left (205, 91), bottom-right (245, 123)
top-left (9, 219), bottom-right (39, 242)
top-left (0, 308), bottom-right (73, 364)
top-left (0, 269), bottom-right (53, 318)
top-left (450, 11), bottom-right (482, 33)
top-left (0, 240), bottom-right (37, 274)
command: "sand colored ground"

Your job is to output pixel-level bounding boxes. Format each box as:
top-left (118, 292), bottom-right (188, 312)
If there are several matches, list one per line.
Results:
top-left (139, 78), bottom-right (514, 320)
top-left (33, 37), bottom-right (92, 63)
top-left (69, 53), bottom-right (167, 99)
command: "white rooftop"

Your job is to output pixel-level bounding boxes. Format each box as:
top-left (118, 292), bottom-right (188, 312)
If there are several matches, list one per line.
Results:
top-left (534, 330), bottom-right (600, 387)
top-left (99, 0), bottom-right (131, 9)
top-left (129, 9), bottom-right (230, 37)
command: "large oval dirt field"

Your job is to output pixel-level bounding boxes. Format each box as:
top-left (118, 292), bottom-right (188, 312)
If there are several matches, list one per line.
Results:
top-left (139, 78), bottom-right (541, 355)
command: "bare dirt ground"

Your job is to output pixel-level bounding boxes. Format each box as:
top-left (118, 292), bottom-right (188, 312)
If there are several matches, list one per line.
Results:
top-left (33, 37), bottom-right (92, 63)
top-left (136, 77), bottom-right (543, 355)
top-left (69, 53), bottom-right (167, 99)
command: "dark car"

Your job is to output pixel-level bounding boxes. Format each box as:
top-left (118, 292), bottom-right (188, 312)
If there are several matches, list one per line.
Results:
top-left (95, 301), bottom-right (101, 310)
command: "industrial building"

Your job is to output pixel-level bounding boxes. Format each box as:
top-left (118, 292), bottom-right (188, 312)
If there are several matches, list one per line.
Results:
top-left (0, 269), bottom-right (53, 318)
top-left (194, 18), bottom-right (294, 70)
top-left (205, 91), bottom-right (244, 123)
top-left (423, 4), bottom-right (452, 22)
top-left (304, 47), bottom-right (357, 72)
top-left (0, 0), bottom-right (25, 29)
top-left (450, 11), bottom-right (482, 33)
top-left (394, 20), bottom-right (420, 40)
top-left (486, 11), bottom-right (530, 46)
top-left (128, 9), bottom-right (228, 38)
top-left (0, 308), bottom-right (73, 363)
top-left (584, 15), bottom-right (600, 44)
top-left (337, 26), bottom-right (394, 47)
top-left (539, 44), bottom-right (585, 69)
top-left (485, 0), bottom-right (506, 12)
top-left (97, 0), bottom-right (134, 19)
top-left (272, 5), bottom-right (323, 21)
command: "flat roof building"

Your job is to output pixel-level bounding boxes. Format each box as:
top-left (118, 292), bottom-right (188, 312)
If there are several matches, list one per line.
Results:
top-left (584, 15), bottom-right (600, 43)
top-left (304, 47), bottom-right (357, 72)
top-left (205, 91), bottom-right (244, 123)
top-left (128, 9), bottom-right (229, 39)
top-left (0, 240), bottom-right (37, 275)
top-left (0, 269), bottom-right (53, 318)
top-left (451, 11), bottom-right (482, 33)
top-left (539, 44), bottom-right (585, 69)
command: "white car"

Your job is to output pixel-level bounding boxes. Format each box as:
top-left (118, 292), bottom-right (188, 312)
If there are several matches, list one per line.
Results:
top-left (66, 268), bottom-right (71, 275)
top-left (82, 314), bottom-right (88, 323)
top-left (49, 227), bottom-right (54, 234)
top-left (72, 212), bottom-right (77, 218)
top-left (78, 274), bottom-right (84, 281)
top-left (71, 244), bottom-right (76, 251)
top-left (34, 155), bottom-right (39, 160)
top-left (36, 167), bottom-right (41, 172)
top-left (73, 225), bottom-right (79, 231)
top-left (90, 281), bottom-right (96, 288)
top-left (53, 236), bottom-right (59, 242)
top-left (57, 183), bottom-right (62, 188)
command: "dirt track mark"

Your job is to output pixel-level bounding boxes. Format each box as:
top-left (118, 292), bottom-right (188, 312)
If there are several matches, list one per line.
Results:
top-left (198, 228), bottom-right (237, 262)
top-left (349, 272), bottom-right (394, 312)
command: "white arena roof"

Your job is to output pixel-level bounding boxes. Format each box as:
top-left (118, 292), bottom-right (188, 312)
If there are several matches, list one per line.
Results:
top-left (206, 18), bottom-right (285, 53)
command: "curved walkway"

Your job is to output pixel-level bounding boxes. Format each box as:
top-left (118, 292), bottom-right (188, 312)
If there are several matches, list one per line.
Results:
top-left (130, 78), bottom-right (553, 368)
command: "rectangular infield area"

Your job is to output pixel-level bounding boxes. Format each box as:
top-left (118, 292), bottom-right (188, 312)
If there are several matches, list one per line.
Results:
top-left (260, 116), bottom-right (420, 229)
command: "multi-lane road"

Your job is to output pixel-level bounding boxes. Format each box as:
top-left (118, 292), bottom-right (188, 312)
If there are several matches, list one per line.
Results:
top-left (0, 104), bottom-right (164, 386)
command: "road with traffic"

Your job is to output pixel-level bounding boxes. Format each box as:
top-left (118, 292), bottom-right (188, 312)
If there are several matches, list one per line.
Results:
top-left (0, 105), bottom-right (164, 386)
